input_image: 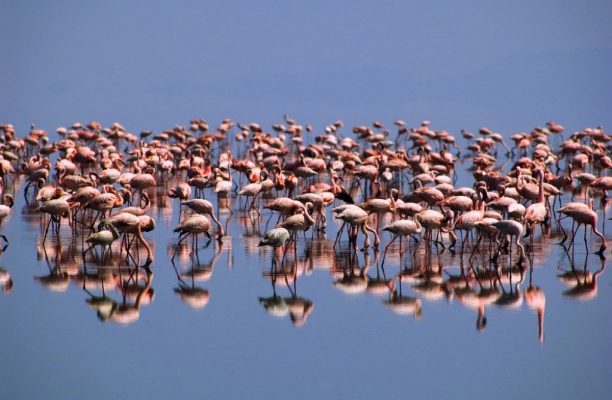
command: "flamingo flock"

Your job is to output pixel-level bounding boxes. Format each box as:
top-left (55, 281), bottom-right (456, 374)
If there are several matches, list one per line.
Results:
top-left (0, 117), bottom-right (609, 332)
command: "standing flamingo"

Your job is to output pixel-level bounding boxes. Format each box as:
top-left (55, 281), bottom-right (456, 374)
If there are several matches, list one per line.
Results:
top-left (333, 204), bottom-right (380, 250)
top-left (380, 219), bottom-right (422, 267)
top-left (524, 168), bottom-right (548, 238)
top-left (172, 214), bottom-right (213, 261)
top-left (558, 204), bottom-right (607, 255)
top-left (492, 220), bottom-right (526, 263)
top-left (258, 227), bottom-right (291, 266)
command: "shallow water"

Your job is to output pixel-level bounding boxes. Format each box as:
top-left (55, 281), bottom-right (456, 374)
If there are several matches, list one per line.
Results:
top-left (0, 159), bottom-right (611, 400)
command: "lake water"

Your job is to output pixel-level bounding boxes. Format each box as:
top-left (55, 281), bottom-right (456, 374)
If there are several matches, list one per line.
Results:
top-left (0, 152), bottom-right (610, 400)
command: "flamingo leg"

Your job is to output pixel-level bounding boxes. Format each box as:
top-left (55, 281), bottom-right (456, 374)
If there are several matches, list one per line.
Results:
top-left (469, 235), bottom-right (482, 262)
top-left (43, 215), bottom-right (53, 243)
top-left (334, 221), bottom-right (346, 247)
top-left (380, 235), bottom-right (397, 269)
top-left (592, 224), bottom-right (608, 256)
top-left (565, 223), bottom-right (581, 253)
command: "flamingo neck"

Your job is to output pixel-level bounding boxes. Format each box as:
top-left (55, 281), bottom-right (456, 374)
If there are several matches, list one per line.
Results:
top-left (414, 217), bottom-right (422, 230)
top-left (479, 193), bottom-right (486, 212)
top-left (134, 273), bottom-right (153, 308)
top-left (538, 307), bottom-right (545, 343)
top-left (134, 227), bottom-right (154, 264)
top-left (304, 208), bottom-right (315, 226)
top-left (537, 171), bottom-right (544, 203)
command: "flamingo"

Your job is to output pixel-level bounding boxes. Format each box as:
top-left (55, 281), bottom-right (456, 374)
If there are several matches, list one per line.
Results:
top-left (263, 197), bottom-right (306, 220)
top-left (295, 192), bottom-right (328, 230)
top-left (524, 168), bottom-right (549, 238)
top-left (333, 204), bottom-right (380, 250)
top-left (359, 189), bottom-right (396, 231)
top-left (238, 174), bottom-right (264, 211)
top-left (38, 197), bottom-right (72, 242)
top-left (451, 186), bottom-right (487, 252)
top-left (0, 194), bottom-right (14, 245)
top-left (130, 164), bottom-right (156, 206)
top-left (558, 203), bottom-right (607, 255)
top-left (167, 181), bottom-right (192, 218)
top-left (591, 176), bottom-right (612, 199)
top-left (380, 219), bottom-right (422, 267)
top-left (415, 208), bottom-right (453, 249)
top-left (84, 221), bottom-right (120, 260)
top-left (104, 212), bottom-right (154, 266)
top-left (172, 214), bottom-right (213, 260)
top-left (180, 199), bottom-right (224, 237)
top-left (277, 202), bottom-right (316, 242)
top-left (89, 160), bottom-right (124, 185)
top-left (258, 227), bottom-right (291, 266)
top-left (492, 220), bottom-right (526, 263)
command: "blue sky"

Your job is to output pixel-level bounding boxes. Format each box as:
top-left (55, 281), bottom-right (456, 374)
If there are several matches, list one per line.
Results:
top-left (1, 1), bottom-right (611, 137)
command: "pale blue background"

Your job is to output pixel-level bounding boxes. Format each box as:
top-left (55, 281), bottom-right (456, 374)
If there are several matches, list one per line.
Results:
top-left (1, 2), bottom-right (611, 400)
top-left (1, 1), bottom-right (611, 135)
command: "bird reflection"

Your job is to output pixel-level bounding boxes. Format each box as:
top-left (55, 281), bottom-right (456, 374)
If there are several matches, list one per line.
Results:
top-left (81, 265), bottom-right (119, 319)
top-left (100, 271), bottom-right (154, 324)
top-left (4, 117), bottom-right (611, 339)
top-left (453, 273), bottom-right (501, 332)
top-left (494, 264), bottom-right (525, 309)
top-left (560, 253), bottom-right (606, 301)
top-left (78, 263), bottom-right (154, 324)
top-left (307, 237), bottom-right (335, 271)
top-left (171, 241), bottom-right (223, 309)
top-left (332, 250), bottom-right (370, 295)
top-left (34, 242), bottom-right (72, 292)
top-left (259, 251), bottom-right (314, 326)
top-left (525, 257), bottom-right (546, 342)
top-left (408, 251), bottom-right (446, 302)
top-left (0, 267), bottom-right (13, 293)
top-left (385, 267), bottom-right (421, 319)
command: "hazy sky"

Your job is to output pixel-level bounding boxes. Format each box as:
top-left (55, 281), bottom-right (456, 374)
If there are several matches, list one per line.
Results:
top-left (1, 1), bottom-right (611, 137)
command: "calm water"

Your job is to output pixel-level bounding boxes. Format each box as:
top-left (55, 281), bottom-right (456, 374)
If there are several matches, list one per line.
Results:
top-left (0, 158), bottom-right (611, 400)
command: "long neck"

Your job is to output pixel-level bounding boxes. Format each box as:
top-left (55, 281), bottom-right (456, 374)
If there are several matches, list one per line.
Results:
top-left (479, 190), bottom-right (486, 212)
top-left (109, 223), bottom-right (120, 240)
top-left (134, 273), bottom-right (154, 309)
top-left (304, 208), bottom-right (315, 226)
top-left (537, 307), bottom-right (544, 343)
top-left (537, 171), bottom-right (544, 203)
top-left (414, 217), bottom-right (422, 230)
top-left (134, 226), bottom-right (154, 264)
top-left (114, 192), bottom-right (124, 207)
top-left (473, 190), bottom-right (482, 211)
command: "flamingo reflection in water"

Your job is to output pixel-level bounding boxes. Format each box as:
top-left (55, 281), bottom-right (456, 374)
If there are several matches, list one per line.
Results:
top-left (524, 256), bottom-right (546, 343)
top-left (259, 250), bottom-right (314, 327)
top-left (385, 254), bottom-right (422, 319)
top-left (558, 252), bottom-right (606, 302)
top-left (558, 201), bottom-right (607, 256)
top-left (0, 116), bottom-right (610, 337)
top-left (171, 241), bottom-right (224, 310)
top-left (366, 250), bottom-right (396, 296)
top-left (94, 271), bottom-right (154, 324)
top-left (0, 267), bottom-right (13, 293)
top-left (332, 250), bottom-right (371, 295)
top-left (34, 240), bottom-right (79, 293)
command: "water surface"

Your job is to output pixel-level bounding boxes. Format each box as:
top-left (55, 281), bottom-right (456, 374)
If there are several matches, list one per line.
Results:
top-left (0, 159), bottom-right (610, 400)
